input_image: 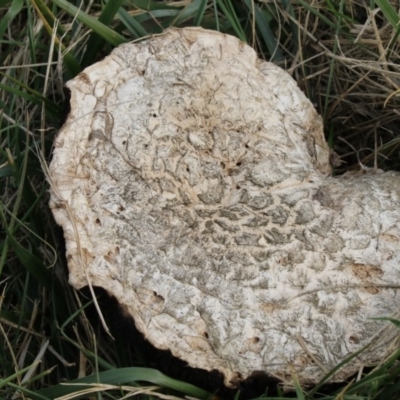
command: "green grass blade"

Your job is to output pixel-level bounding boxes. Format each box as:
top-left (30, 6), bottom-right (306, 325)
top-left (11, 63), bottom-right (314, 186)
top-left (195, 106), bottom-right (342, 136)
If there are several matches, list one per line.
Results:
top-left (1, 136), bottom-right (52, 287)
top-left (0, 0), bottom-right (24, 39)
top-left (171, 0), bottom-right (207, 26)
top-left (0, 84), bottom-right (60, 119)
top-left (81, 0), bottom-right (125, 67)
top-left (130, 0), bottom-right (178, 12)
top-left (0, 80), bottom-right (62, 119)
top-left (133, 9), bottom-right (180, 22)
top-left (30, 0), bottom-right (67, 37)
top-left (371, 316), bottom-right (400, 328)
top-left (216, 0), bottom-right (246, 41)
top-left (193, 0), bottom-right (208, 25)
top-left (0, 362), bottom-right (41, 390)
top-left (60, 300), bottom-right (94, 330)
top-left (374, 0), bottom-right (400, 50)
top-left (212, 0), bottom-right (220, 31)
top-left (117, 7), bottom-right (149, 38)
top-left (0, 160), bottom-right (42, 178)
top-left (374, 0), bottom-right (400, 31)
top-left (293, 378), bottom-right (306, 400)
top-left (34, 367), bottom-right (211, 399)
top-left (31, 0), bottom-right (81, 77)
top-left (308, 340), bottom-right (375, 397)
top-left (4, 382), bottom-right (50, 400)
top-left (49, 0), bottom-right (127, 46)
top-left (376, 372), bottom-right (400, 399)
top-left (296, 0), bottom-right (336, 29)
top-left (58, 333), bottom-right (117, 371)
top-left (244, 0), bottom-right (283, 60)
top-left (322, 0), bottom-right (345, 122)
top-left (3, 226), bottom-right (52, 288)
top-left (280, 0), bottom-right (299, 54)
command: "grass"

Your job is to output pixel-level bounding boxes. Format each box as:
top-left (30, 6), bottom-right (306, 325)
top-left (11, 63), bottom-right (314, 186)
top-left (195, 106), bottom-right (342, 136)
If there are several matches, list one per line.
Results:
top-left (1, 0), bottom-right (400, 399)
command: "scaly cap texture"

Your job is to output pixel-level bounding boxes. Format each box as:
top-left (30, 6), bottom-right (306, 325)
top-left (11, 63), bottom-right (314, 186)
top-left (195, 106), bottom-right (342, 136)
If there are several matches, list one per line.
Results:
top-left (49, 27), bottom-right (400, 386)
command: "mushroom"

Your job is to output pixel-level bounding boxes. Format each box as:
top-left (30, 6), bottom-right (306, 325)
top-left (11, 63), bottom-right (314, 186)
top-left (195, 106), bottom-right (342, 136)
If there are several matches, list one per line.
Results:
top-left (49, 27), bottom-right (400, 386)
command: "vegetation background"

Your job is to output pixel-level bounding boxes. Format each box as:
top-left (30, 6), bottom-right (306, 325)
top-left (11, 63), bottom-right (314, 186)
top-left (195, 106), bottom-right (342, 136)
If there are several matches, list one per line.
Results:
top-left (1, 0), bottom-right (400, 399)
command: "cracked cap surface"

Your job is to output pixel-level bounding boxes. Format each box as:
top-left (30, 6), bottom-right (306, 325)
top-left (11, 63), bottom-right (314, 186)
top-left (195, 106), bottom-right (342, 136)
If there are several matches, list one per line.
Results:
top-left (49, 27), bottom-right (400, 386)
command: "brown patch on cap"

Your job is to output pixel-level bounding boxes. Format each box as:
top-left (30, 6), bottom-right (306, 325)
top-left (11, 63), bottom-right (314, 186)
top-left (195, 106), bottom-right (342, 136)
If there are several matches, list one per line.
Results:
top-left (350, 263), bottom-right (383, 280)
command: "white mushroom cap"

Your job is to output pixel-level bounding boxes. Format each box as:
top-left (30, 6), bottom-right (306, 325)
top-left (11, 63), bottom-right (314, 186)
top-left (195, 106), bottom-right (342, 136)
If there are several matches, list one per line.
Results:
top-left (49, 27), bottom-right (400, 386)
